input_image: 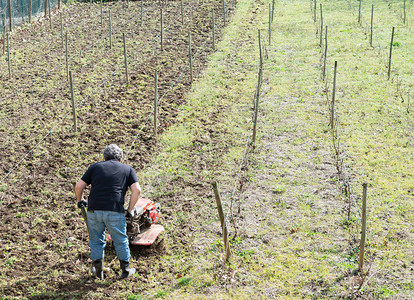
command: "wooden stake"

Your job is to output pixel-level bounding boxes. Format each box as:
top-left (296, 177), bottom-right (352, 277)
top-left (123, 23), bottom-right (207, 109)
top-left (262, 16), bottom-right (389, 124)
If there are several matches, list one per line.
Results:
top-left (48, 0), bottom-right (52, 28)
top-left (370, 4), bottom-right (373, 47)
top-left (358, 183), bottom-right (368, 272)
top-left (100, 0), bottom-right (103, 26)
top-left (189, 31), bottom-right (193, 82)
top-left (123, 33), bottom-right (128, 84)
top-left (44, 0), bottom-right (47, 18)
top-left (2, 14), bottom-right (5, 55)
top-left (212, 9), bottom-right (215, 51)
top-left (6, 32), bottom-right (11, 79)
top-left (252, 67), bottom-right (262, 146)
top-left (154, 70), bottom-right (158, 136)
top-left (319, 3), bottom-right (323, 47)
top-left (313, 0), bottom-right (316, 23)
top-left (69, 70), bottom-right (77, 133)
top-left (29, 0), bottom-right (32, 23)
top-left (160, 7), bottom-right (163, 51)
top-left (258, 29), bottom-right (262, 67)
top-left (212, 182), bottom-right (231, 263)
top-left (65, 32), bottom-right (69, 81)
top-left (181, 0), bottom-right (184, 26)
top-left (272, 0), bottom-right (275, 22)
top-left (58, 0), bottom-right (60, 10)
top-left (222, 0), bottom-right (226, 25)
top-left (268, 3), bottom-right (271, 45)
top-left (330, 61), bottom-right (337, 129)
top-left (403, 0), bottom-right (406, 24)
top-left (8, 0), bottom-right (12, 31)
top-left (109, 8), bottom-right (112, 49)
top-left (388, 27), bottom-right (394, 80)
top-left (358, 0), bottom-right (361, 24)
top-left (60, 12), bottom-right (63, 48)
top-left (323, 25), bottom-right (328, 80)
top-left (141, 0), bottom-right (143, 26)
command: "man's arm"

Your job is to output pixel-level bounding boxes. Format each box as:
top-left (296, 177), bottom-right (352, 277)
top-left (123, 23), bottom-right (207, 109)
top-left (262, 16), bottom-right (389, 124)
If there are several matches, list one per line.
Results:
top-left (75, 180), bottom-right (88, 203)
top-left (127, 182), bottom-right (141, 212)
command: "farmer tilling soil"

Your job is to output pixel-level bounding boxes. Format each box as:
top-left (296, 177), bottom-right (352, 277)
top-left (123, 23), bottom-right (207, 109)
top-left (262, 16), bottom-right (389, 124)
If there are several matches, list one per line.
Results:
top-left (75, 144), bottom-right (141, 279)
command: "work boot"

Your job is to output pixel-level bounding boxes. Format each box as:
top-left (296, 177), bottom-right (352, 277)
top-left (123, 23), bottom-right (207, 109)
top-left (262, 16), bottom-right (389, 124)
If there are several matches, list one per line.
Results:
top-left (91, 259), bottom-right (104, 280)
top-left (119, 260), bottom-right (136, 279)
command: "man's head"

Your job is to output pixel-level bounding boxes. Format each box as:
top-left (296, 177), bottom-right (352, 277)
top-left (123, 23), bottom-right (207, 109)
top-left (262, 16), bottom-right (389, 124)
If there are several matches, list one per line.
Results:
top-left (103, 144), bottom-right (123, 161)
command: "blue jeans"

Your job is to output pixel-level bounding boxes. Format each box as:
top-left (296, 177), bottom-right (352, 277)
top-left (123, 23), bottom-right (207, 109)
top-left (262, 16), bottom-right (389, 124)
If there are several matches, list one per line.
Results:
top-left (87, 210), bottom-right (130, 262)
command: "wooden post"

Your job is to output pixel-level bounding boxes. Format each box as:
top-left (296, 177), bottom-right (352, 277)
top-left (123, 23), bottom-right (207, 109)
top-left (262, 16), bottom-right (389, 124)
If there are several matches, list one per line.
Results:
top-left (403, 0), bottom-right (406, 24)
top-left (141, 0), bottom-right (143, 26)
top-left (109, 8), bottom-right (112, 49)
top-left (323, 25), bottom-right (328, 80)
top-left (65, 32), bottom-right (69, 81)
top-left (388, 27), bottom-right (394, 80)
top-left (370, 4), bottom-right (373, 47)
top-left (100, 0), bottom-right (103, 26)
top-left (60, 12), bottom-right (63, 48)
top-left (2, 14), bottom-right (5, 55)
top-left (123, 33), bottom-right (128, 84)
top-left (212, 9), bottom-right (215, 51)
top-left (154, 70), bottom-right (158, 136)
top-left (212, 182), bottom-right (231, 263)
top-left (358, 183), bottom-right (368, 272)
top-left (69, 70), bottom-right (77, 133)
top-left (44, 0), bottom-right (47, 18)
top-left (319, 3), bottom-right (323, 47)
top-left (222, 0), bottom-right (226, 25)
top-left (358, 0), bottom-right (361, 24)
top-left (258, 29), bottom-right (262, 67)
top-left (160, 7), bottom-right (163, 51)
top-left (268, 3), bottom-right (271, 45)
top-left (313, 0), bottom-right (316, 23)
top-left (48, 0), bottom-right (52, 28)
top-left (58, 0), bottom-right (60, 10)
top-left (180, 0), bottom-right (184, 26)
top-left (330, 61), bottom-right (337, 129)
top-left (252, 67), bottom-right (261, 146)
top-left (8, 0), bottom-right (12, 31)
top-left (29, 0), bottom-right (32, 23)
top-left (6, 32), bottom-right (11, 79)
top-left (188, 31), bottom-right (193, 82)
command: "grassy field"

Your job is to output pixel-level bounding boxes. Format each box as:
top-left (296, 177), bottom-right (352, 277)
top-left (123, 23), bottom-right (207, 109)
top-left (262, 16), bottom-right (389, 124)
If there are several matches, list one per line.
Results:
top-left (0, 0), bottom-right (413, 299)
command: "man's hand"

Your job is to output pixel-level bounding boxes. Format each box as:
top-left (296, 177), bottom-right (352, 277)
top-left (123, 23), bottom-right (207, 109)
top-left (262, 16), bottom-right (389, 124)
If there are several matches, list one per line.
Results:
top-left (125, 209), bottom-right (133, 219)
top-left (77, 200), bottom-right (87, 209)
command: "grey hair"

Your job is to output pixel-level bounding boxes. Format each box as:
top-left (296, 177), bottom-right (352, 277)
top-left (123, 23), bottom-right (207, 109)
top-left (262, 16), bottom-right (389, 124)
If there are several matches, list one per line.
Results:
top-left (103, 144), bottom-right (123, 161)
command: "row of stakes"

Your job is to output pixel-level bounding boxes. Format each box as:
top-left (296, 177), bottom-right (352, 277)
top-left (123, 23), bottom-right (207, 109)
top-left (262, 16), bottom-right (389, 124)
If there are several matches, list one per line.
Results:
top-left (314, 2), bottom-right (373, 273)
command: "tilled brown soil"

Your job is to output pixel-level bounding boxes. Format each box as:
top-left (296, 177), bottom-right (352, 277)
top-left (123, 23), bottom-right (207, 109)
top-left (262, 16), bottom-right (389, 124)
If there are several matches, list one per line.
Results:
top-left (0, 0), bottom-right (234, 297)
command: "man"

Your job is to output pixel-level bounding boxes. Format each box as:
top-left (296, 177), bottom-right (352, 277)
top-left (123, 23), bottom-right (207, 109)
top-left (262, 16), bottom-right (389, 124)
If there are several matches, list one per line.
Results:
top-left (75, 144), bottom-right (141, 279)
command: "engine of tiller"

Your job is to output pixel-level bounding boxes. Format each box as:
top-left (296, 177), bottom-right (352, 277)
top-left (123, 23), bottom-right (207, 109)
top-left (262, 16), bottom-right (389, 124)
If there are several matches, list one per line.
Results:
top-left (126, 198), bottom-right (161, 242)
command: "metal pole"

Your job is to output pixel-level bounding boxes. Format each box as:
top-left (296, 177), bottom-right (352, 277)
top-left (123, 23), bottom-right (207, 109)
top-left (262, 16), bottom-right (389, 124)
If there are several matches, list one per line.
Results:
top-left (404, 0), bottom-right (406, 24)
top-left (222, 0), bottom-right (226, 25)
top-left (388, 27), bottom-right (395, 80)
top-left (2, 14), bottom-right (5, 55)
top-left (358, 183), bottom-right (368, 272)
top-left (60, 12), bottom-right (63, 48)
top-left (268, 3), bottom-right (271, 45)
top-left (69, 70), bottom-right (77, 133)
top-left (123, 33), bottom-right (129, 84)
top-left (358, 0), bottom-right (361, 24)
top-left (100, 0), bottom-right (103, 26)
top-left (141, 0), bottom-right (143, 26)
top-left (320, 3), bottom-right (323, 47)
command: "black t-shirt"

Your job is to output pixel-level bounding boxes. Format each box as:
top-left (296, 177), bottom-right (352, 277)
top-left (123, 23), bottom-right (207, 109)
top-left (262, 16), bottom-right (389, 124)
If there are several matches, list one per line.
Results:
top-left (81, 159), bottom-right (138, 213)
